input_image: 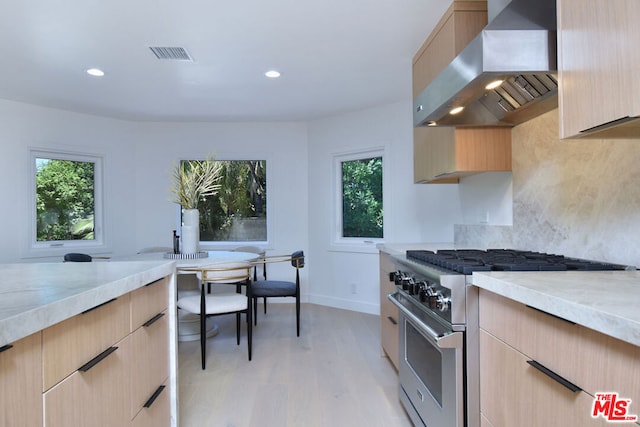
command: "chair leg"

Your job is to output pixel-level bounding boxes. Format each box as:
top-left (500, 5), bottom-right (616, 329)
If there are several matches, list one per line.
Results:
top-left (263, 296), bottom-right (267, 314)
top-left (200, 313), bottom-right (206, 370)
top-left (253, 296), bottom-right (258, 325)
top-left (236, 312), bottom-right (241, 345)
top-left (296, 296), bottom-right (300, 337)
top-left (247, 307), bottom-right (252, 361)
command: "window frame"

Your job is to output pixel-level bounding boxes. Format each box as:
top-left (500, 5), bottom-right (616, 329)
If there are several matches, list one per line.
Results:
top-left (331, 146), bottom-right (387, 253)
top-left (175, 154), bottom-right (271, 249)
top-left (27, 148), bottom-right (105, 257)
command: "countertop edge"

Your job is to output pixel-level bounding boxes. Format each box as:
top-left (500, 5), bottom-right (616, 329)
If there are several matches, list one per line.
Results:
top-left (0, 260), bottom-right (176, 347)
top-left (472, 271), bottom-right (640, 348)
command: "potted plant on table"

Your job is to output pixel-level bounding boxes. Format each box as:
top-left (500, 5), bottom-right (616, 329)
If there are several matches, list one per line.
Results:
top-left (169, 155), bottom-right (223, 254)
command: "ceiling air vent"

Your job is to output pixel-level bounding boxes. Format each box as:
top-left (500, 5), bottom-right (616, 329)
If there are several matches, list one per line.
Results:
top-left (149, 46), bottom-right (193, 61)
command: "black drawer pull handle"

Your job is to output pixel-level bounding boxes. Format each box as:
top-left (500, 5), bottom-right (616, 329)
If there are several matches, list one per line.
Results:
top-left (145, 278), bottom-right (164, 287)
top-left (143, 385), bottom-right (166, 408)
top-left (0, 344), bottom-right (14, 353)
top-left (387, 316), bottom-right (397, 325)
top-left (143, 312), bottom-right (165, 327)
top-left (79, 346), bottom-right (118, 372)
top-left (526, 305), bottom-right (575, 325)
top-left (580, 115), bottom-right (635, 134)
top-left (82, 298), bottom-right (117, 314)
top-left (526, 360), bottom-right (581, 392)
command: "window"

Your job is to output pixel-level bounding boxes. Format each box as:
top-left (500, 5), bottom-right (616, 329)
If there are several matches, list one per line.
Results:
top-left (334, 149), bottom-right (384, 243)
top-left (182, 159), bottom-right (267, 243)
top-left (30, 149), bottom-right (104, 251)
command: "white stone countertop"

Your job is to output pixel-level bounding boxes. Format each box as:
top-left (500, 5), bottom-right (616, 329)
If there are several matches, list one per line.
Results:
top-left (472, 270), bottom-right (640, 348)
top-left (0, 260), bottom-right (175, 347)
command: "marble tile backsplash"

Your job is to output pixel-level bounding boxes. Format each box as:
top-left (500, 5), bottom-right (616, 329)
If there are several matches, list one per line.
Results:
top-left (511, 109), bottom-right (640, 267)
top-left (454, 109), bottom-right (640, 268)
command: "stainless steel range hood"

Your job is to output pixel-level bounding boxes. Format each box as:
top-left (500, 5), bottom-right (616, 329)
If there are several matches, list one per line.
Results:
top-left (414, 0), bottom-right (557, 128)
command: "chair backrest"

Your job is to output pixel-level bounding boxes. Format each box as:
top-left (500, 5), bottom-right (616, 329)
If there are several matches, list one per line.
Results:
top-left (200, 262), bottom-right (252, 284)
top-left (291, 250), bottom-right (304, 268)
top-left (234, 245), bottom-right (266, 280)
top-left (63, 253), bottom-right (92, 262)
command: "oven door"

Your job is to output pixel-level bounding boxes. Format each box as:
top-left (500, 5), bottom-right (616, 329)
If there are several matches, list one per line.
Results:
top-left (393, 297), bottom-right (464, 427)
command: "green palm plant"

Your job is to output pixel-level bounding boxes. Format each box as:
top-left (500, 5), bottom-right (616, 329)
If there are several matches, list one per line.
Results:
top-left (169, 156), bottom-right (223, 209)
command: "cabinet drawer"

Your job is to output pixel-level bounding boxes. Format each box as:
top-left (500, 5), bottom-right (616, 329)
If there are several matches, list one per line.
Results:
top-left (43, 295), bottom-right (131, 390)
top-left (480, 330), bottom-right (608, 427)
top-left (0, 332), bottom-right (43, 427)
top-left (132, 380), bottom-right (171, 427)
top-left (479, 289), bottom-right (640, 407)
top-left (130, 310), bottom-right (170, 419)
top-left (130, 276), bottom-right (169, 331)
top-left (44, 334), bottom-right (132, 427)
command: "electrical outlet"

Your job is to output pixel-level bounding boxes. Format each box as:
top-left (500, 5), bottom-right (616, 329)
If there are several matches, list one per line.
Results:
top-left (350, 283), bottom-right (357, 294)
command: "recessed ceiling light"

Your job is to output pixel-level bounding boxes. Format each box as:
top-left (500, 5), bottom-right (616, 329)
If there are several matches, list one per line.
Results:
top-left (427, 121), bottom-right (437, 126)
top-left (265, 70), bottom-right (281, 78)
top-left (449, 106), bottom-right (464, 115)
top-left (86, 68), bottom-right (105, 77)
top-left (485, 79), bottom-right (503, 90)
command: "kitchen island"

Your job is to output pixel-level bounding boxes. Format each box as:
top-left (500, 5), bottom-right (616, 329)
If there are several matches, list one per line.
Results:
top-left (0, 260), bottom-right (177, 427)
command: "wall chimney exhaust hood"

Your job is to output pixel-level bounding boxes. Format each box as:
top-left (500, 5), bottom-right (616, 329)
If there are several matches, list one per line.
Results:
top-left (414, 0), bottom-right (557, 128)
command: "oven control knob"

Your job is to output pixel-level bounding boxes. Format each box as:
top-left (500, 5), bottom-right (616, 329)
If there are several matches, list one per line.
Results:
top-left (407, 278), bottom-right (417, 294)
top-left (393, 271), bottom-right (403, 286)
top-left (417, 281), bottom-right (428, 302)
top-left (436, 294), bottom-right (451, 312)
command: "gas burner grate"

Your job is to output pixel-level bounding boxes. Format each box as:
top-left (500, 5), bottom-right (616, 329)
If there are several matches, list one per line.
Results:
top-left (406, 249), bottom-right (627, 273)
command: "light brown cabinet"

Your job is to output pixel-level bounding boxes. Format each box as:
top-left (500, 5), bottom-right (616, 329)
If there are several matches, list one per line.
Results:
top-left (412, 0), bottom-right (487, 99)
top-left (414, 127), bottom-right (512, 184)
top-left (379, 251), bottom-right (399, 370)
top-left (39, 275), bottom-right (172, 427)
top-left (0, 332), bottom-right (43, 427)
top-left (44, 335), bottom-right (133, 427)
top-left (558, 0), bottom-right (640, 139)
top-left (130, 277), bottom-right (171, 425)
top-left (412, 1), bottom-right (511, 184)
top-left (479, 289), bottom-right (640, 426)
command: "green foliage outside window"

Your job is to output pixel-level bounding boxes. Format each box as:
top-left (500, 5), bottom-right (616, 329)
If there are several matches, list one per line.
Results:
top-left (195, 160), bottom-right (267, 241)
top-left (342, 156), bottom-right (383, 238)
top-left (36, 158), bottom-right (95, 241)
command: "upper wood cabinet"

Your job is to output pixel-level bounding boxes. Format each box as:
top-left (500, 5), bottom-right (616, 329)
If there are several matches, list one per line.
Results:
top-left (412, 0), bottom-right (488, 98)
top-left (558, 0), bottom-right (640, 139)
top-left (414, 127), bottom-right (511, 184)
top-left (412, 1), bottom-right (511, 184)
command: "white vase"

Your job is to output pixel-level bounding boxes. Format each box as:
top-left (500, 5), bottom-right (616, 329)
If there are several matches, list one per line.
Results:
top-left (181, 209), bottom-right (200, 254)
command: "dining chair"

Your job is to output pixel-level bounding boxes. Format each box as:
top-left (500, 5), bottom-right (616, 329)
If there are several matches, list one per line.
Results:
top-left (177, 262), bottom-right (253, 369)
top-left (250, 250), bottom-right (304, 336)
top-left (232, 245), bottom-right (266, 281)
top-left (63, 253), bottom-right (93, 262)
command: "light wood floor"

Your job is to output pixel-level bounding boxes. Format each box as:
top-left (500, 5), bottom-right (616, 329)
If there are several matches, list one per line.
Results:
top-left (177, 303), bottom-right (412, 427)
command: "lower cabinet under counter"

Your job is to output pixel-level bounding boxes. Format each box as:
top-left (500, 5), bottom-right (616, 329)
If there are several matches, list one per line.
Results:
top-left (478, 288), bottom-right (640, 427)
top-left (44, 335), bottom-right (133, 427)
top-left (0, 332), bottom-right (43, 427)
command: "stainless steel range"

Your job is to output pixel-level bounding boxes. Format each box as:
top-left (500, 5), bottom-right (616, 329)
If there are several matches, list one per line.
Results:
top-left (388, 249), bottom-right (628, 427)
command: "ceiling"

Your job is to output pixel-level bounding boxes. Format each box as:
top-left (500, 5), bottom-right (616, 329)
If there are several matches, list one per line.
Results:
top-left (0, 0), bottom-right (447, 122)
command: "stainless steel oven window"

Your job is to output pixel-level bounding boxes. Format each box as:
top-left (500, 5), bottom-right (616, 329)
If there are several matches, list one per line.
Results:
top-left (406, 319), bottom-right (443, 406)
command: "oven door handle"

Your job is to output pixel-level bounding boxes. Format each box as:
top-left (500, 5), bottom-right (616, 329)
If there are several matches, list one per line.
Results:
top-left (390, 296), bottom-right (463, 349)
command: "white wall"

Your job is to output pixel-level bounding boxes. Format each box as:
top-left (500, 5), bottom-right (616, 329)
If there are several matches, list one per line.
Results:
top-left (0, 99), bottom-right (137, 262)
top-left (306, 100), bottom-right (463, 314)
top-left (0, 100), bottom-right (309, 279)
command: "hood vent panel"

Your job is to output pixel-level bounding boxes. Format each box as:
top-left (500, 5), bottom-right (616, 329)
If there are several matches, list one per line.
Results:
top-left (414, 0), bottom-right (558, 128)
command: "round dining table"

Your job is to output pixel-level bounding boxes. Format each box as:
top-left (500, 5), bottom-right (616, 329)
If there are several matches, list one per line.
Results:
top-left (132, 250), bottom-right (260, 341)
